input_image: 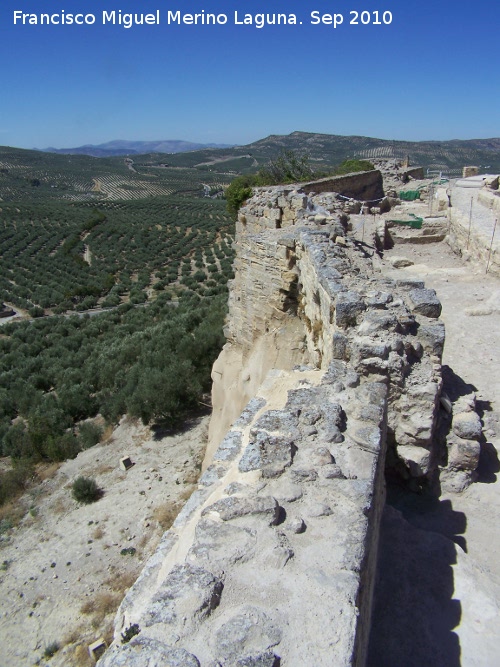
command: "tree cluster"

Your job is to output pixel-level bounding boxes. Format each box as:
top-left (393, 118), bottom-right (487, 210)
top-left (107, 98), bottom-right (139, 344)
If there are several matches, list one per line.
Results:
top-left (0, 293), bottom-right (227, 488)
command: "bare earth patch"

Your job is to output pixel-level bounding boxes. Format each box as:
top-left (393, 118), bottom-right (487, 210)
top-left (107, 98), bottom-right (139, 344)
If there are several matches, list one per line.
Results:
top-left (367, 204), bottom-right (500, 666)
top-left (0, 414), bottom-right (209, 666)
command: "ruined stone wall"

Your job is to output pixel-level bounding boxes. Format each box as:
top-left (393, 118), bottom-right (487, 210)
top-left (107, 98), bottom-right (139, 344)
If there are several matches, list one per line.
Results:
top-left (447, 178), bottom-right (500, 276)
top-left (300, 170), bottom-right (384, 201)
top-left (98, 182), bottom-right (447, 667)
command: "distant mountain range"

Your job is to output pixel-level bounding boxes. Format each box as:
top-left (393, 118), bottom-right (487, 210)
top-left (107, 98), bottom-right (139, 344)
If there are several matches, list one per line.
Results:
top-left (18, 130), bottom-right (500, 173)
top-left (42, 139), bottom-right (233, 157)
top-left (157, 131), bottom-right (500, 175)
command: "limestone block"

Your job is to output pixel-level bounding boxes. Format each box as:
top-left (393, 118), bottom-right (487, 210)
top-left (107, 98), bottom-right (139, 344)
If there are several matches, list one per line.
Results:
top-left (202, 494), bottom-right (280, 525)
top-left (365, 290), bottom-right (393, 308)
top-left (395, 412), bottom-right (435, 447)
top-left (407, 288), bottom-right (442, 318)
top-left (188, 519), bottom-right (257, 569)
top-left (96, 638), bottom-right (200, 667)
top-left (214, 607), bottom-right (282, 665)
top-left (358, 310), bottom-right (398, 334)
top-left (462, 166), bottom-right (479, 178)
top-left (282, 209), bottom-right (296, 222)
top-left (484, 175), bottom-right (499, 190)
top-left (275, 244), bottom-right (288, 260)
top-left (239, 431), bottom-right (295, 478)
top-left (332, 332), bottom-right (349, 360)
top-left (213, 430), bottom-right (243, 462)
top-left (321, 464), bottom-right (346, 480)
top-left (452, 411), bottom-right (482, 441)
top-left (416, 321), bottom-right (445, 356)
top-left (271, 478), bottom-right (303, 503)
top-left (397, 444), bottom-right (431, 477)
top-left (142, 564), bottom-right (223, 634)
top-left (348, 421), bottom-right (383, 453)
top-left (286, 517), bottom-right (306, 533)
top-left (357, 357), bottom-right (389, 376)
top-left (311, 446), bottom-right (334, 466)
top-left (390, 256), bottom-right (414, 268)
top-left (291, 194), bottom-right (308, 209)
top-left (439, 468), bottom-right (475, 493)
top-left (335, 291), bottom-right (366, 328)
top-left (448, 437), bottom-right (481, 471)
top-left (352, 337), bottom-right (389, 360)
top-left (265, 207), bottom-right (282, 222)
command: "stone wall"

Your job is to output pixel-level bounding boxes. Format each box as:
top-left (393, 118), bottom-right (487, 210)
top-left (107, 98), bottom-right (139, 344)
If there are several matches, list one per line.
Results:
top-left (447, 177), bottom-right (500, 276)
top-left (300, 170), bottom-right (384, 201)
top-left (98, 183), bottom-right (449, 667)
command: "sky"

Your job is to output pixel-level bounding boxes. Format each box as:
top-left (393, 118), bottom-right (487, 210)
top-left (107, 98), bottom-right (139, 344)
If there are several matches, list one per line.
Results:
top-left (1, 0), bottom-right (498, 149)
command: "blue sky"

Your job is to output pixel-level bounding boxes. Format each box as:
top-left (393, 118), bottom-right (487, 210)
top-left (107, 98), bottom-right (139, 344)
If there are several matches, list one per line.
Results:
top-left (1, 0), bottom-right (498, 148)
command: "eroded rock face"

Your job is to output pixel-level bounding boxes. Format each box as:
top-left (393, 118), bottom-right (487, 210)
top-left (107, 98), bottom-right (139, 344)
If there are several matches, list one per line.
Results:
top-left (99, 182), bottom-right (475, 667)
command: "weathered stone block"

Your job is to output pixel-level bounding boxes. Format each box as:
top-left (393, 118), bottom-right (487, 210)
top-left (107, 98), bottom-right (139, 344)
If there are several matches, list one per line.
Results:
top-left (407, 288), bottom-right (442, 318)
top-left (335, 291), bottom-right (366, 328)
top-left (452, 411), bottom-right (482, 441)
top-left (417, 321), bottom-right (445, 355)
top-left (202, 495), bottom-right (280, 525)
top-left (239, 432), bottom-right (295, 478)
top-left (213, 430), bottom-right (243, 462)
top-left (398, 445), bottom-right (431, 477)
top-left (214, 607), bottom-right (282, 665)
top-left (448, 437), bottom-right (481, 471)
top-left (97, 638), bottom-right (200, 667)
top-left (142, 564), bottom-right (223, 631)
top-left (390, 256), bottom-right (414, 268)
top-left (188, 519), bottom-right (257, 569)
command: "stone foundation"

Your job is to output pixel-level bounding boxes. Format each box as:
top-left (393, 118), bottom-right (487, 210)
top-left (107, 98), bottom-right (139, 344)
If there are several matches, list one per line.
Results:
top-left (98, 180), bottom-right (476, 667)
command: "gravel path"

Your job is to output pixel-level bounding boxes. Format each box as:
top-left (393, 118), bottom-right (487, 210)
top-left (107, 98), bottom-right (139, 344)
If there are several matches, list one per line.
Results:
top-left (367, 211), bottom-right (500, 667)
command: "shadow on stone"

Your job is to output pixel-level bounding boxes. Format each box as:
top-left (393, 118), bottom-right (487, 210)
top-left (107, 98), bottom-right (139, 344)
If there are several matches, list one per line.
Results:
top-left (367, 488), bottom-right (465, 667)
top-left (442, 365), bottom-right (477, 402)
top-left (476, 440), bottom-right (500, 484)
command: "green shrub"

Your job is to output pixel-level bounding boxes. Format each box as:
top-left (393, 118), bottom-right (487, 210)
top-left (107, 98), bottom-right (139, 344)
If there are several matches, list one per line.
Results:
top-left (0, 460), bottom-right (34, 506)
top-left (77, 422), bottom-right (103, 450)
top-left (71, 476), bottom-right (101, 504)
top-left (257, 149), bottom-right (314, 185)
top-left (333, 159), bottom-right (375, 175)
top-left (45, 432), bottom-right (80, 462)
top-left (43, 642), bottom-right (60, 658)
top-left (120, 547), bottom-right (137, 556)
top-left (225, 175), bottom-right (256, 218)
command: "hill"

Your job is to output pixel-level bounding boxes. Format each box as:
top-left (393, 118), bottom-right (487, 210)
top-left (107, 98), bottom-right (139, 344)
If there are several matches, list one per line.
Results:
top-left (42, 139), bottom-right (233, 157)
top-left (161, 131), bottom-right (500, 175)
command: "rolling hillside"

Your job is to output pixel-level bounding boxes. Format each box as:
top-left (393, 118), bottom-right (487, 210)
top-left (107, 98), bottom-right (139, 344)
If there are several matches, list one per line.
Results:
top-left (160, 131), bottom-right (500, 175)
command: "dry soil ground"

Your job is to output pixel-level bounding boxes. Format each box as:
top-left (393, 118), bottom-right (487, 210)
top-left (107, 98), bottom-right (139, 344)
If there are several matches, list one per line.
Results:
top-left (0, 414), bottom-right (209, 667)
top-left (367, 204), bottom-right (500, 666)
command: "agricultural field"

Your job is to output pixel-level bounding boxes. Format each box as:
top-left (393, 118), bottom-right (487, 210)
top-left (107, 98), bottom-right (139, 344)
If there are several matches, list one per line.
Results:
top-left (0, 195), bottom-right (234, 314)
top-left (0, 146), bottom-right (230, 202)
top-left (0, 146), bottom-right (235, 494)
